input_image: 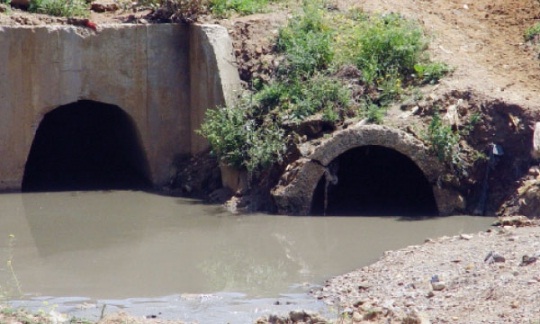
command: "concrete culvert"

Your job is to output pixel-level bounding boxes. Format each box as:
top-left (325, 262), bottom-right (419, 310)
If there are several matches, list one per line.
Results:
top-left (311, 145), bottom-right (439, 217)
top-left (22, 100), bottom-right (151, 192)
top-left (271, 125), bottom-right (461, 216)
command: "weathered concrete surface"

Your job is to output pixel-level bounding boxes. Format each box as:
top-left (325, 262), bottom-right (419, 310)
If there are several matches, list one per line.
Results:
top-left (190, 24), bottom-right (242, 155)
top-left (0, 23), bottom-right (240, 191)
top-left (272, 124), bottom-right (464, 215)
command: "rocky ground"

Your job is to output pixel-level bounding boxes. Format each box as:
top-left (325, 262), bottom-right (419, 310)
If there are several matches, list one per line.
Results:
top-left (309, 217), bottom-right (540, 324)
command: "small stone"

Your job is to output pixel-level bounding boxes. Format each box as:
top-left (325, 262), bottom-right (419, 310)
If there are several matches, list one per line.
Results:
top-left (352, 311), bottom-right (362, 322)
top-left (431, 281), bottom-right (446, 291)
top-left (426, 291), bottom-right (435, 298)
top-left (460, 234), bottom-right (473, 240)
top-left (484, 251), bottom-right (505, 264)
top-left (520, 255), bottom-right (537, 266)
top-left (90, 0), bottom-right (119, 12)
top-left (342, 307), bottom-right (353, 315)
top-left (289, 310), bottom-right (306, 322)
top-left (511, 301), bottom-right (519, 309)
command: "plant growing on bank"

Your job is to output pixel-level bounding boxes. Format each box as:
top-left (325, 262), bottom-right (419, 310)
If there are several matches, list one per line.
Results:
top-left (197, 100), bottom-right (287, 174)
top-left (525, 22), bottom-right (540, 42)
top-left (209, 0), bottom-right (281, 17)
top-left (425, 110), bottom-right (460, 164)
top-left (200, 2), bottom-right (450, 175)
top-left (1, 234), bottom-right (22, 303)
top-left (423, 109), bottom-right (481, 170)
top-left (29, 0), bottom-right (88, 18)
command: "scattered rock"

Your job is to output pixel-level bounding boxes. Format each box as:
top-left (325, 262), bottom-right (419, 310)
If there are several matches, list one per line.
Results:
top-left (90, 0), bottom-right (119, 12)
top-left (484, 251), bottom-right (506, 264)
top-left (519, 254), bottom-right (537, 266)
top-left (460, 234), bottom-right (473, 240)
top-left (256, 310), bottom-right (327, 324)
top-left (493, 215), bottom-right (533, 227)
top-left (352, 311), bottom-right (362, 322)
top-left (431, 281), bottom-right (446, 291)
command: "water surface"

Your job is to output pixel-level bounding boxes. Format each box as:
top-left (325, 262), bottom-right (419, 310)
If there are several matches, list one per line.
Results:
top-left (0, 191), bottom-right (494, 322)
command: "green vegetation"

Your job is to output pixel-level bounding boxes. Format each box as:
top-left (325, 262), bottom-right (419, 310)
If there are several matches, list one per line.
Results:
top-left (525, 22), bottom-right (540, 42)
top-left (423, 109), bottom-right (480, 168)
top-left (29, 0), bottom-right (88, 18)
top-left (209, 0), bottom-right (281, 17)
top-left (1, 235), bottom-right (22, 303)
top-left (198, 101), bottom-right (287, 173)
top-left (199, 2), bottom-right (451, 175)
top-left (425, 110), bottom-right (460, 164)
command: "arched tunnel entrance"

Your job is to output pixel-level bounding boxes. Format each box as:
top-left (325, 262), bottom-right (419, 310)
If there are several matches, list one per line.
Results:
top-left (22, 100), bottom-right (151, 192)
top-left (312, 145), bottom-right (438, 217)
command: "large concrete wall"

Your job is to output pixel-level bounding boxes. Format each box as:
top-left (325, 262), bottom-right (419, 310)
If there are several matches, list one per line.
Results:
top-left (0, 23), bottom-right (241, 191)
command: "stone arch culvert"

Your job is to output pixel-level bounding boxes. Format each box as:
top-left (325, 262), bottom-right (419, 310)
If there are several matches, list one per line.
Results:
top-left (271, 124), bottom-right (464, 216)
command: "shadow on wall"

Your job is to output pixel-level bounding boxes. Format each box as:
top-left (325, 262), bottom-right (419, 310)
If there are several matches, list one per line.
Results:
top-left (22, 100), bottom-right (151, 192)
top-left (312, 145), bottom-right (438, 217)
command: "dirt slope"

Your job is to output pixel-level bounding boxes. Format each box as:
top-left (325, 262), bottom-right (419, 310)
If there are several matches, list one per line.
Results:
top-left (339, 0), bottom-right (540, 108)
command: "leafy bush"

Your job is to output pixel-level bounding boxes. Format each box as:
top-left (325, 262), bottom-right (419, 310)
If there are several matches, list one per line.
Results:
top-left (525, 22), bottom-right (540, 42)
top-left (362, 99), bottom-right (385, 124)
top-left (197, 100), bottom-right (286, 174)
top-left (200, 4), bottom-right (451, 175)
top-left (198, 104), bottom-right (251, 170)
top-left (352, 14), bottom-right (426, 84)
top-left (256, 75), bottom-right (351, 123)
top-left (29, 0), bottom-right (88, 17)
top-left (209, 0), bottom-right (278, 17)
top-left (414, 62), bottom-right (451, 84)
top-left (425, 111), bottom-right (460, 163)
top-left (276, 2), bottom-right (333, 78)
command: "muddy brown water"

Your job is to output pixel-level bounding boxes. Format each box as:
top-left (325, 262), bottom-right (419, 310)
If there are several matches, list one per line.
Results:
top-left (0, 191), bottom-right (493, 323)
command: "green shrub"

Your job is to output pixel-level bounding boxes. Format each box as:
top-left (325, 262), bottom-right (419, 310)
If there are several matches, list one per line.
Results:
top-left (256, 75), bottom-right (351, 123)
top-left (425, 110), bottom-right (460, 163)
top-left (414, 62), bottom-right (451, 84)
top-left (209, 0), bottom-right (277, 16)
top-left (525, 23), bottom-right (540, 42)
top-left (353, 14), bottom-right (426, 84)
top-left (29, 0), bottom-right (88, 17)
top-left (276, 2), bottom-right (333, 78)
top-left (200, 6), bottom-right (451, 174)
top-left (245, 123), bottom-right (286, 172)
top-left (197, 101), bottom-right (286, 174)
top-left (362, 99), bottom-right (385, 124)
top-left (198, 104), bottom-right (251, 170)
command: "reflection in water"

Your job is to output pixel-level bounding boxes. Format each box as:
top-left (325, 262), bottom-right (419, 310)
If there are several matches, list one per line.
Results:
top-left (0, 190), bottom-right (494, 301)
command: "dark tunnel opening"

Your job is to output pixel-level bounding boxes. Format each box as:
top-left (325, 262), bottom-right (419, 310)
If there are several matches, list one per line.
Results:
top-left (22, 100), bottom-right (151, 192)
top-left (312, 145), bottom-right (438, 217)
